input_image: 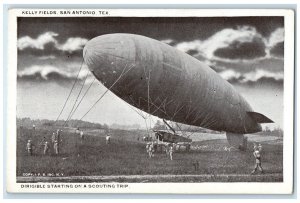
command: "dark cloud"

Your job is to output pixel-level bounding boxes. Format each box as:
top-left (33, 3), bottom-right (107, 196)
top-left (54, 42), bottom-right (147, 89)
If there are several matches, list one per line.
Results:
top-left (212, 57), bottom-right (284, 73)
top-left (172, 26), bottom-right (284, 63)
top-left (18, 47), bottom-right (83, 57)
top-left (270, 42), bottom-right (284, 58)
top-left (213, 37), bottom-right (266, 60)
top-left (253, 77), bottom-right (283, 85)
top-left (17, 17), bottom-right (284, 63)
top-left (17, 54), bottom-right (84, 72)
top-left (228, 76), bottom-right (283, 86)
top-left (186, 49), bottom-right (199, 56)
top-left (17, 17), bottom-right (284, 88)
top-left (209, 65), bottom-right (225, 72)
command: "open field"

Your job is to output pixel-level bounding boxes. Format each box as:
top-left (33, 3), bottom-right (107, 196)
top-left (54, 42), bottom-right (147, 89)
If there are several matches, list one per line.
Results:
top-left (17, 126), bottom-right (283, 182)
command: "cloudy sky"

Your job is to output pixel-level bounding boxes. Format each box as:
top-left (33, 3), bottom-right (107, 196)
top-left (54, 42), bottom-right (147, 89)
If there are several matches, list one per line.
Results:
top-left (17, 17), bottom-right (284, 129)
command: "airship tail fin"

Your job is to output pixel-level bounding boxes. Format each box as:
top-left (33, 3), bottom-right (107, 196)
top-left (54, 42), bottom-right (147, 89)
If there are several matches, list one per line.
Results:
top-left (247, 111), bottom-right (274, 123)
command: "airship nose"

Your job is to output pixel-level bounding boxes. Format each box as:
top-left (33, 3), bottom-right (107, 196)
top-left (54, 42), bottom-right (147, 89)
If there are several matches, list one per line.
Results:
top-left (83, 34), bottom-right (136, 71)
top-left (83, 34), bottom-right (137, 87)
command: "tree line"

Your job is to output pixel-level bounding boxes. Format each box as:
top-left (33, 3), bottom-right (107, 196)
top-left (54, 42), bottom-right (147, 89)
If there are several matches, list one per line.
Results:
top-left (17, 117), bottom-right (109, 130)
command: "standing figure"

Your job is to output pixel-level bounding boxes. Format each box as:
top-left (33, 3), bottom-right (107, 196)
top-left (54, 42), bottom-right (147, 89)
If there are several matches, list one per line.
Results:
top-left (146, 143), bottom-right (150, 155)
top-left (56, 129), bottom-right (62, 142)
top-left (148, 142), bottom-right (154, 158)
top-left (251, 143), bottom-right (264, 174)
top-left (32, 124), bottom-right (36, 136)
top-left (26, 140), bottom-right (33, 156)
top-left (169, 144), bottom-right (174, 160)
top-left (56, 129), bottom-right (62, 153)
top-left (51, 132), bottom-right (56, 144)
top-left (75, 127), bottom-right (80, 135)
top-left (106, 134), bottom-right (111, 144)
top-left (80, 131), bottom-right (84, 143)
top-left (258, 143), bottom-right (263, 151)
top-left (43, 141), bottom-right (50, 155)
top-left (53, 140), bottom-right (59, 155)
top-left (51, 132), bottom-right (57, 154)
top-left (165, 144), bottom-right (170, 157)
top-left (39, 136), bottom-right (47, 152)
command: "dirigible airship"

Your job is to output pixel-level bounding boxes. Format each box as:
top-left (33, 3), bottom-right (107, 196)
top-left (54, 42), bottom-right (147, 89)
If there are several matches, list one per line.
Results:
top-left (83, 33), bottom-right (273, 149)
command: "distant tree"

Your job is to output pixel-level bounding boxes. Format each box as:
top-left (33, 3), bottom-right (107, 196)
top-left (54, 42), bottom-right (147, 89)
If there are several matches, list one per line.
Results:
top-left (265, 126), bottom-right (271, 132)
top-left (273, 127), bottom-right (284, 137)
top-left (17, 117), bottom-right (109, 130)
top-left (103, 124), bottom-right (109, 130)
top-left (43, 122), bottom-right (53, 126)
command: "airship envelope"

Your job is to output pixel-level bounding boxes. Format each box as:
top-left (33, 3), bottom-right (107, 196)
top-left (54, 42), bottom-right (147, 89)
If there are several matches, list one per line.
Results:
top-left (83, 33), bottom-right (273, 148)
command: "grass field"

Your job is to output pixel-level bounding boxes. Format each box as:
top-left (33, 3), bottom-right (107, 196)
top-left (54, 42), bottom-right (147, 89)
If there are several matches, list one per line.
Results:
top-left (16, 126), bottom-right (283, 182)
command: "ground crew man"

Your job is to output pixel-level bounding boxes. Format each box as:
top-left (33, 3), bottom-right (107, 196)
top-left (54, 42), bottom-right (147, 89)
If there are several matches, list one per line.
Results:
top-left (56, 129), bottom-right (62, 141)
top-left (51, 132), bottom-right (58, 154)
top-left (26, 140), bottom-right (33, 156)
top-left (32, 124), bottom-right (36, 136)
top-left (75, 127), bottom-right (80, 135)
top-left (39, 136), bottom-right (47, 153)
top-left (146, 143), bottom-right (150, 155)
top-left (106, 134), bottom-right (111, 144)
top-left (41, 136), bottom-right (46, 143)
top-left (53, 140), bottom-right (59, 155)
top-left (43, 141), bottom-right (50, 155)
top-left (147, 142), bottom-right (154, 158)
top-left (51, 132), bottom-right (56, 144)
top-left (165, 144), bottom-right (170, 157)
top-left (169, 144), bottom-right (174, 160)
top-left (251, 143), bottom-right (264, 174)
top-left (55, 129), bottom-right (62, 154)
top-left (80, 131), bottom-right (84, 143)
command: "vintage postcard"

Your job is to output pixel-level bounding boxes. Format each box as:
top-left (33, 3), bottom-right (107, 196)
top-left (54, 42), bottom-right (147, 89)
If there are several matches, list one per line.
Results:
top-left (6, 8), bottom-right (294, 194)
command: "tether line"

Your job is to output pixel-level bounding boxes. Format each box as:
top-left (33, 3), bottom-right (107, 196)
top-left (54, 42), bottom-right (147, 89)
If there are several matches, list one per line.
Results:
top-left (68, 77), bottom-right (96, 120)
top-left (78, 64), bottom-right (134, 122)
top-left (63, 70), bottom-right (90, 126)
top-left (54, 51), bottom-right (86, 123)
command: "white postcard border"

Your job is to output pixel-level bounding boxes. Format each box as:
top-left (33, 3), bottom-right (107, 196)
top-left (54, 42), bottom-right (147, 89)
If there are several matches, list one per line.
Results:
top-left (6, 8), bottom-right (295, 194)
